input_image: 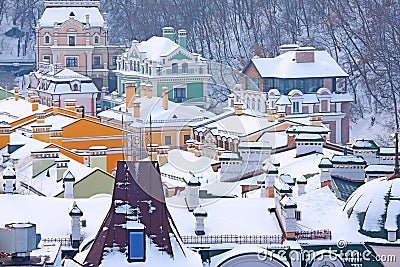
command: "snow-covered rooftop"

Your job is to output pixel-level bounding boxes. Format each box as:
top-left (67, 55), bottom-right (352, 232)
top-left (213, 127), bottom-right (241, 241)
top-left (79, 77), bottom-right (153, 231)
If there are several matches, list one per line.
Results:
top-left (39, 7), bottom-right (105, 27)
top-left (0, 194), bottom-right (111, 238)
top-left (0, 98), bottom-right (48, 124)
top-left (250, 50), bottom-right (348, 78)
top-left (136, 36), bottom-right (180, 62)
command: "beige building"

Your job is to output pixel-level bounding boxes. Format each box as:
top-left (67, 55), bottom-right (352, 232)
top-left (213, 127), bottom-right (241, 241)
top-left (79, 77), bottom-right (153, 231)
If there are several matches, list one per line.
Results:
top-left (35, 0), bottom-right (124, 89)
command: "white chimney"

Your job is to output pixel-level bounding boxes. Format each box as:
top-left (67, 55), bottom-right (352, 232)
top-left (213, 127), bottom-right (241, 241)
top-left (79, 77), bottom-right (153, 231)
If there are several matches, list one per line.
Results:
top-left (69, 201), bottom-right (83, 248)
top-left (263, 164), bottom-right (278, 198)
top-left (3, 165), bottom-right (16, 194)
top-left (63, 170), bottom-right (75, 199)
top-left (296, 175), bottom-right (307, 196)
top-left (193, 206), bottom-right (207, 235)
top-left (185, 176), bottom-right (201, 211)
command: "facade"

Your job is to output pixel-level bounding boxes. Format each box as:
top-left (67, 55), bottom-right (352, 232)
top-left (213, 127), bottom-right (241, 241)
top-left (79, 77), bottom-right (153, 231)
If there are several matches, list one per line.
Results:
top-left (239, 45), bottom-right (352, 145)
top-left (35, 0), bottom-right (124, 89)
top-left (29, 63), bottom-right (99, 116)
top-left (111, 27), bottom-right (211, 109)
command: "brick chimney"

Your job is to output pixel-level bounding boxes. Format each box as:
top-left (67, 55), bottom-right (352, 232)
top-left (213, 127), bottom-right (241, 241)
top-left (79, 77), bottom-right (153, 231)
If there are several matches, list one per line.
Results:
top-left (133, 102), bottom-right (141, 118)
top-left (64, 99), bottom-right (77, 112)
top-left (234, 103), bottom-right (243, 115)
top-left (162, 87), bottom-right (169, 110)
top-left (14, 88), bottom-right (19, 101)
top-left (31, 96), bottom-right (39, 111)
top-left (295, 47), bottom-right (315, 63)
top-left (125, 83), bottom-right (136, 112)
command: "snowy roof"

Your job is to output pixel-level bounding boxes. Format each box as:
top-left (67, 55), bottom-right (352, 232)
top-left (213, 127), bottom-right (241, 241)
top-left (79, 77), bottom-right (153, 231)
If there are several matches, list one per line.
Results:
top-left (365, 165), bottom-right (394, 174)
top-left (219, 152), bottom-right (241, 161)
top-left (249, 50), bottom-right (348, 78)
top-left (257, 131), bottom-right (288, 149)
top-left (275, 95), bottom-right (291, 105)
top-left (99, 96), bottom-right (213, 127)
top-left (295, 133), bottom-right (324, 142)
top-left (39, 7), bottom-right (105, 27)
top-left (136, 36), bottom-right (180, 61)
top-left (238, 141), bottom-right (272, 149)
top-left (279, 174), bottom-right (295, 185)
top-left (263, 164), bottom-right (278, 174)
top-left (0, 194), bottom-right (110, 238)
top-left (331, 93), bottom-right (354, 103)
top-left (377, 147), bottom-right (398, 156)
top-left (286, 125), bottom-right (330, 135)
top-left (0, 98), bottom-right (48, 124)
top-left (352, 139), bottom-right (379, 150)
top-left (319, 158), bottom-right (333, 168)
top-left (344, 177), bottom-right (400, 235)
top-left (274, 179), bottom-right (292, 193)
top-left (167, 197), bottom-right (282, 236)
top-left (280, 196), bottom-right (297, 208)
top-left (302, 94), bottom-right (319, 104)
top-left (331, 155), bottom-right (367, 165)
top-left (3, 132), bottom-right (49, 161)
top-left (297, 175), bottom-right (307, 184)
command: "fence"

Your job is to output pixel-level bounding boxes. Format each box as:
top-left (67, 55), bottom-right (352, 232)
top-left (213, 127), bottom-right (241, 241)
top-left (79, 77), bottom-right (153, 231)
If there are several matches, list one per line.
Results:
top-left (181, 234), bottom-right (284, 245)
top-left (41, 237), bottom-right (71, 247)
top-left (295, 229), bottom-right (332, 240)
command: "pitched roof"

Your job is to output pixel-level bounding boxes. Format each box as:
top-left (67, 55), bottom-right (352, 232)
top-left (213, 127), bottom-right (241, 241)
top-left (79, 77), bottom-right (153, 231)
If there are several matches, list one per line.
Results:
top-left (84, 161), bottom-right (193, 266)
top-left (136, 36), bottom-right (180, 62)
top-left (248, 50), bottom-right (348, 78)
top-left (39, 7), bottom-right (104, 27)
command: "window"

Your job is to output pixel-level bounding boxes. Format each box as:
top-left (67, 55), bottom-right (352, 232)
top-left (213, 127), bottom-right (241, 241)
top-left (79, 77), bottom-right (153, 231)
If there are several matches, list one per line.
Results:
top-left (182, 63), bottom-right (188, 73)
top-left (43, 55), bottom-right (51, 63)
top-left (44, 35), bottom-right (50, 44)
top-left (172, 63), bottom-right (178, 74)
top-left (295, 210), bottom-right (301, 221)
top-left (94, 35), bottom-right (99, 44)
top-left (165, 136), bottom-right (172, 145)
top-left (183, 135), bottom-right (191, 144)
top-left (128, 231), bottom-right (145, 262)
top-left (292, 101), bottom-right (300, 113)
top-left (68, 36), bottom-right (76, 46)
top-left (93, 55), bottom-right (101, 66)
top-left (173, 88), bottom-right (185, 102)
top-left (66, 57), bottom-right (78, 67)
top-left (111, 55), bottom-right (118, 66)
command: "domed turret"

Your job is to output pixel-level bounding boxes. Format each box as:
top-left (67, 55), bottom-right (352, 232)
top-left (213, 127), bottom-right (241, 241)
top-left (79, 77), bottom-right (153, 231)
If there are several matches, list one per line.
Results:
top-left (343, 177), bottom-right (400, 241)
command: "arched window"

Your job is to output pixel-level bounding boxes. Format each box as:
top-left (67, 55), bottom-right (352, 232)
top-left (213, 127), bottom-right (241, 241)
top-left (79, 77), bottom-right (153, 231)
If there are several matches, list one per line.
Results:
top-left (94, 35), bottom-right (99, 44)
top-left (44, 35), bottom-right (50, 44)
top-left (172, 63), bottom-right (178, 74)
top-left (182, 63), bottom-right (188, 73)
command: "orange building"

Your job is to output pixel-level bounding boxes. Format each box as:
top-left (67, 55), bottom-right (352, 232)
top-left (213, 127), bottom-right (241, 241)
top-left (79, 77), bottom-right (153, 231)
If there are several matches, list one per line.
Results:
top-left (0, 94), bottom-right (129, 173)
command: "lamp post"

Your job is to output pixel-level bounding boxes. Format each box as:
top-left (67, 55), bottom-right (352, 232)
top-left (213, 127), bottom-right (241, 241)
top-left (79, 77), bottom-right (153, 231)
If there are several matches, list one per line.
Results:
top-left (389, 130), bottom-right (400, 179)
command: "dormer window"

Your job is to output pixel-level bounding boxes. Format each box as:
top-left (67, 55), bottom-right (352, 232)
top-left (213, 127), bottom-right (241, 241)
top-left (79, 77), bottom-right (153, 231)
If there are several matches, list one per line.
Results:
top-left (70, 80), bottom-right (81, 91)
top-left (127, 222), bottom-right (145, 262)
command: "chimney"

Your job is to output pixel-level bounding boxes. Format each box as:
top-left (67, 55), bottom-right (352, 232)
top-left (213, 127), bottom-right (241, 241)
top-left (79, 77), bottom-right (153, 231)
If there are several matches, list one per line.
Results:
top-left (89, 146), bottom-right (107, 171)
top-left (69, 201), bottom-right (83, 249)
top-left (85, 14), bottom-right (90, 25)
top-left (279, 196), bottom-right (298, 240)
top-left (162, 87), bottom-right (169, 110)
top-left (279, 44), bottom-right (299, 55)
top-left (56, 159), bottom-right (69, 182)
top-left (157, 146), bottom-right (169, 166)
top-left (267, 107), bottom-right (276, 122)
top-left (125, 83), bottom-right (136, 112)
top-left (263, 165), bottom-right (278, 198)
top-left (35, 112), bottom-right (46, 124)
top-left (234, 103), bottom-right (243, 115)
top-left (64, 99), bottom-right (77, 112)
top-left (147, 144), bottom-right (159, 161)
top-left (227, 94), bottom-right (235, 108)
top-left (309, 115), bottom-right (322, 126)
top-left (133, 102), bottom-right (141, 118)
top-left (140, 83), bottom-right (146, 98)
top-left (2, 165), bottom-right (16, 194)
top-left (295, 47), bottom-right (316, 63)
top-left (178, 29), bottom-right (187, 49)
top-left (193, 206), bottom-right (207, 235)
top-left (185, 176), bottom-right (201, 211)
top-left (277, 106), bottom-right (286, 121)
top-left (76, 106), bottom-right (84, 118)
top-left (146, 83), bottom-right (153, 98)
top-left (319, 158), bottom-right (333, 188)
top-left (14, 88), bottom-right (19, 101)
top-left (297, 175), bottom-right (307, 196)
top-left (186, 139), bottom-right (196, 154)
top-left (31, 96), bottom-right (39, 111)
top-left (63, 170), bottom-right (75, 199)
top-left (162, 27), bottom-right (175, 41)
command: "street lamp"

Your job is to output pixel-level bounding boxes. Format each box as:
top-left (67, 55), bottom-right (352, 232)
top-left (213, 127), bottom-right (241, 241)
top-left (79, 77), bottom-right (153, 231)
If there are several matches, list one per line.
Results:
top-left (389, 130), bottom-right (400, 179)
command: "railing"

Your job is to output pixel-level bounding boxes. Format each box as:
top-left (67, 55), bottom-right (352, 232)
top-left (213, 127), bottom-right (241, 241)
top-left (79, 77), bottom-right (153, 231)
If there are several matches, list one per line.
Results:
top-left (19, 181), bottom-right (46, 197)
top-left (181, 234), bottom-right (284, 245)
top-left (295, 229), bottom-right (332, 240)
top-left (41, 237), bottom-right (71, 247)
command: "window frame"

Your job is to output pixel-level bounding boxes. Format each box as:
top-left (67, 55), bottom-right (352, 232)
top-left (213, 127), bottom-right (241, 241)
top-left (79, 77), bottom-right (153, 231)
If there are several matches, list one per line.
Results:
top-left (65, 56), bottom-right (79, 67)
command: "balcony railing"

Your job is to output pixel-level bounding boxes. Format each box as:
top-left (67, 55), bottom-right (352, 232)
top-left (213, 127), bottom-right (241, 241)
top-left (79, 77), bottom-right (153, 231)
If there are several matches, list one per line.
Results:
top-left (181, 234), bottom-right (284, 245)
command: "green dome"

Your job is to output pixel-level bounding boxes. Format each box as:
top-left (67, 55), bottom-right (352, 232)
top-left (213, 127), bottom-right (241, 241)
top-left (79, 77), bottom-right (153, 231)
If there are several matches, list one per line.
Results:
top-left (343, 177), bottom-right (400, 239)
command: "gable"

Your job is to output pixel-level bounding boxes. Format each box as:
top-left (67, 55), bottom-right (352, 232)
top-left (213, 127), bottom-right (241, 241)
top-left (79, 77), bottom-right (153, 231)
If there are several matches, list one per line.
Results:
top-left (62, 119), bottom-right (122, 138)
top-left (169, 50), bottom-right (192, 61)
